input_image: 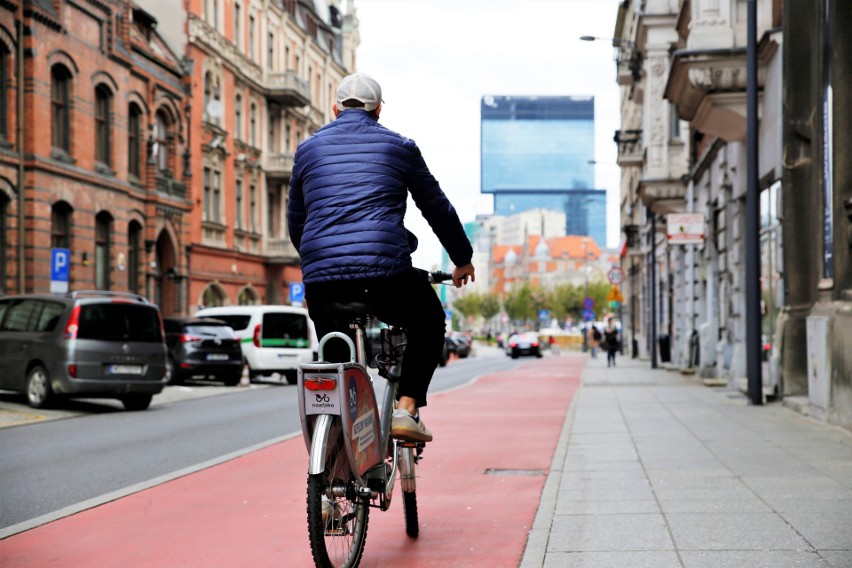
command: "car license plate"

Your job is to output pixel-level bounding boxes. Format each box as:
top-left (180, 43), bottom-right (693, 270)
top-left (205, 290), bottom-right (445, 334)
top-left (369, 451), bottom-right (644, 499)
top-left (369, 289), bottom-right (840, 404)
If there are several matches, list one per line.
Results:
top-left (278, 354), bottom-right (296, 358)
top-left (108, 365), bottom-right (143, 375)
top-left (207, 353), bottom-right (229, 361)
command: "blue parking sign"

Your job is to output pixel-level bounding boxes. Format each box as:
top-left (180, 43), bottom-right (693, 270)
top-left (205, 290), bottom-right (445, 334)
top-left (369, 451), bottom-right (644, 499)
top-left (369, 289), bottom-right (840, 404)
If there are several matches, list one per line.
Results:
top-left (50, 248), bottom-right (70, 293)
top-left (289, 282), bottom-right (305, 304)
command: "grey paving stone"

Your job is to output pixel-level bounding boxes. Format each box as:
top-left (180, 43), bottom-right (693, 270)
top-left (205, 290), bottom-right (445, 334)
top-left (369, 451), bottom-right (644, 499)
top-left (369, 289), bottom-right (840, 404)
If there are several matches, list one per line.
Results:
top-left (548, 513), bottom-right (674, 552)
top-left (555, 499), bottom-right (661, 515)
top-left (666, 512), bottom-right (812, 551)
top-left (543, 551), bottom-right (682, 568)
top-left (657, 498), bottom-right (771, 514)
top-left (680, 550), bottom-right (828, 568)
top-left (779, 511), bottom-right (852, 550)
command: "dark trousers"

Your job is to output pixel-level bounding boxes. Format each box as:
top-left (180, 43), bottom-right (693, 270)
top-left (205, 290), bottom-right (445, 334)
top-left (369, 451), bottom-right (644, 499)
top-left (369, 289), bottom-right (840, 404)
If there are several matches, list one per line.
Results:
top-left (305, 268), bottom-right (446, 408)
top-left (607, 347), bottom-right (617, 366)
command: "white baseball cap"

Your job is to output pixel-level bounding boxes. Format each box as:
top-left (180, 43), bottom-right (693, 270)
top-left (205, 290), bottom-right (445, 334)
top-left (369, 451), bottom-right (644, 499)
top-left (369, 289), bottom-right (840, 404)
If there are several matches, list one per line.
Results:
top-left (335, 73), bottom-right (383, 112)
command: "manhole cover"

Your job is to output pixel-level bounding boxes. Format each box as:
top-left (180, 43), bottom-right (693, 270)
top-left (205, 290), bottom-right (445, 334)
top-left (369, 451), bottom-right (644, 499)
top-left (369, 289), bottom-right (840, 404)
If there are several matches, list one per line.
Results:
top-left (484, 468), bottom-right (545, 476)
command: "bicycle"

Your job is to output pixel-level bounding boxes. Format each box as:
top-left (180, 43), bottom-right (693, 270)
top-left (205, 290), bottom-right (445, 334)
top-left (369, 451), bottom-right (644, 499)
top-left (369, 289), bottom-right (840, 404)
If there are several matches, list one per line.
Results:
top-left (296, 270), bottom-right (454, 568)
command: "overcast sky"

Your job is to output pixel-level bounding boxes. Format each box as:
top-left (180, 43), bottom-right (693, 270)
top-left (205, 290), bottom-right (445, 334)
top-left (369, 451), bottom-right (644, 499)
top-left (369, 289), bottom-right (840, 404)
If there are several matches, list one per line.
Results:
top-left (348, 0), bottom-right (623, 269)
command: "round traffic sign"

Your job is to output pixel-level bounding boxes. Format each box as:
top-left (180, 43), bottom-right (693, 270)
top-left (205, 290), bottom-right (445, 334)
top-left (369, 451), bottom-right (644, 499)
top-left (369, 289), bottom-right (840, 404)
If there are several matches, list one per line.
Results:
top-left (607, 267), bottom-right (625, 285)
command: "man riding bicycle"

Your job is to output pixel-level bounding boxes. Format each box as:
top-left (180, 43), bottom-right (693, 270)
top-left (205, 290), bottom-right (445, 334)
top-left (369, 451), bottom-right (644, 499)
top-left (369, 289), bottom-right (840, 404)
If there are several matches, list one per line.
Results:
top-left (288, 72), bottom-right (475, 443)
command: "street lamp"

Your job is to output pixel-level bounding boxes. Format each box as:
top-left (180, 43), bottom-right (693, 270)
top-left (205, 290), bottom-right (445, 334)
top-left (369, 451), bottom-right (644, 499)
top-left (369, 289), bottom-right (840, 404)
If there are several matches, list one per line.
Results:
top-left (580, 35), bottom-right (642, 82)
top-left (579, 36), bottom-right (634, 48)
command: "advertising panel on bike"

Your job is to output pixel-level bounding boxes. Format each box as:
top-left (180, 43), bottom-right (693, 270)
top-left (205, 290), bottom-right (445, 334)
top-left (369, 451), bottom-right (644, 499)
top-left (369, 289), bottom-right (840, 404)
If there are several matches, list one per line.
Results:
top-left (344, 367), bottom-right (382, 477)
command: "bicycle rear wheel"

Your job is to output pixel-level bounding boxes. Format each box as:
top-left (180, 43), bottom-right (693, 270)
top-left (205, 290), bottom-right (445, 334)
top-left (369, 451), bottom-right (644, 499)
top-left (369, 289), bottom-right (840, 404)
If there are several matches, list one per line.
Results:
top-left (399, 445), bottom-right (419, 538)
top-left (306, 434), bottom-right (369, 567)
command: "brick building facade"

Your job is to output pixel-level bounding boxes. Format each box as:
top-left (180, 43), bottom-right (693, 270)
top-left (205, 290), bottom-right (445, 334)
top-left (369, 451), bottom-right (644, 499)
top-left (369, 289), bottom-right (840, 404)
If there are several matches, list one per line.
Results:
top-left (0, 0), bottom-right (192, 316)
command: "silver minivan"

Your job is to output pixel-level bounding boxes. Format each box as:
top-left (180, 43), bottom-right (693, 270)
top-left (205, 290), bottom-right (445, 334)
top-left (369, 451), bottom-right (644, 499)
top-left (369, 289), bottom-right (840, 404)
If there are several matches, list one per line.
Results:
top-left (0, 291), bottom-right (168, 410)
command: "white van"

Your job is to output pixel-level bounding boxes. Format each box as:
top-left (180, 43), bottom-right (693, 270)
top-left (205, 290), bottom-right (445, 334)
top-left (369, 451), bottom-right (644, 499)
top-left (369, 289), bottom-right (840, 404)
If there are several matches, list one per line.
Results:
top-left (194, 305), bottom-right (317, 384)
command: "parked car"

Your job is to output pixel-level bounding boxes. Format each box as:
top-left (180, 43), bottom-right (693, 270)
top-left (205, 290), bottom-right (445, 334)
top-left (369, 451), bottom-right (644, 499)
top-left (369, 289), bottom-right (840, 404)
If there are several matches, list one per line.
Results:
top-left (448, 332), bottom-right (472, 358)
top-left (163, 317), bottom-right (243, 386)
top-left (505, 332), bottom-right (543, 359)
top-left (0, 291), bottom-right (168, 410)
top-left (193, 305), bottom-right (317, 384)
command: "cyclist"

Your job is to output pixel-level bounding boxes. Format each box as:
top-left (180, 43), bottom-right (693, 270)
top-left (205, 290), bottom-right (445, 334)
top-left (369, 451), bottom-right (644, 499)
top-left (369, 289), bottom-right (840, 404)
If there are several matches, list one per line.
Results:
top-left (288, 72), bottom-right (475, 443)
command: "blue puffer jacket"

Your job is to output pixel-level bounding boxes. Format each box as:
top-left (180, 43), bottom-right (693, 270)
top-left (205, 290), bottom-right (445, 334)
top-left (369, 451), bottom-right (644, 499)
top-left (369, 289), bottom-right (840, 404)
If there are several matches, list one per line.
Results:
top-left (288, 110), bottom-right (472, 283)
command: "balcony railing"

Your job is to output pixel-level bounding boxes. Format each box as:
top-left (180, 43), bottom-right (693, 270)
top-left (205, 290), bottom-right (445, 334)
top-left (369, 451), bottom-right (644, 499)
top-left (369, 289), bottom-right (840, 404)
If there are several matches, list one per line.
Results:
top-left (265, 71), bottom-right (311, 107)
top-left (614, 129), bottom-right (643, 166)
top-left (263, 152), bottom-right (295, 180)
top-left (156, 174), bottom-right (187, 199)
top-left (267, 237), bottom-right (299, 262)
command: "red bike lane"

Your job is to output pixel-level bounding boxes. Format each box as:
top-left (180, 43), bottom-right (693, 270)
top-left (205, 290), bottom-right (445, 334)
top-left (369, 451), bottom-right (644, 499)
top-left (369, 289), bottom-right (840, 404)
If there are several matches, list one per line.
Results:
top-left (1, 355), bottom-right (583, 568)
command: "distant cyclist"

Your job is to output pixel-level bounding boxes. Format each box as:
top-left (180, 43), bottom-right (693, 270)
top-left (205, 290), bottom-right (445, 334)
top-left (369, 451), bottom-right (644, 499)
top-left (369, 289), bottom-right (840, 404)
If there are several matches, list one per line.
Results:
top-left (288, 72), bottom-right (475, 443)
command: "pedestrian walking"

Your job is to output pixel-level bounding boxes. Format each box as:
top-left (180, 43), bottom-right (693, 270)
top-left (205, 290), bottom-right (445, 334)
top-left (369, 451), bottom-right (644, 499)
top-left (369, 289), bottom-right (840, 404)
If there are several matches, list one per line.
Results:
top-left (603, 317), bottom-right (619, 367)
top-left (588, 325), bottom-right (601, 358)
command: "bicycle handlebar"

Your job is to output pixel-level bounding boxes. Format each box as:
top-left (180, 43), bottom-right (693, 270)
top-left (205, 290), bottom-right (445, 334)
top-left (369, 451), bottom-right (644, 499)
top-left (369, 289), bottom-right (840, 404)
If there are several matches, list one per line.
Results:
top-left (428, 271), bottom-right (454, 285)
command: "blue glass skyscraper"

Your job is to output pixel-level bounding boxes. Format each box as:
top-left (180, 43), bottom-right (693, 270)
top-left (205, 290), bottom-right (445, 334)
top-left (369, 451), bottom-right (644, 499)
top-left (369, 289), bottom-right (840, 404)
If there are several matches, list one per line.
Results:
top-left (481, 95), bottom-right (606, 247)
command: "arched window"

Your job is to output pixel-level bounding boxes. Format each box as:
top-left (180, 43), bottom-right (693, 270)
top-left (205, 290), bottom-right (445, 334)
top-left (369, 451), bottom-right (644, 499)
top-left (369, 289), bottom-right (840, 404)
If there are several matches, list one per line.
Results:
top-left (51, 65), bottom-right (72, 152)
top-left (127, 103), bottom-right (142, 178)
top-left (94, 85), bottom-right (112, 167)
top-left (238, 286), bottom-right (258, 305)
top-left (51, 201), bottom-right (72, 249)
top-left (235, 93), bottom-right (242, 140)
top-left (201, 283), bottom-right (227, 308)
top-left (153, 110), bottom-right (170, 172)
top-left (95, 211), bottom-right (112, 290)
top-left (128, 220), bottom-right (142, 294)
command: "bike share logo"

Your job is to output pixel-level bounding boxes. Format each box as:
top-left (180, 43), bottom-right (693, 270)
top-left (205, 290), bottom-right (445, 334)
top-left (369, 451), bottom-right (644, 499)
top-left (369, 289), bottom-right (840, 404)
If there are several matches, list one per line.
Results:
top-left (308, 375), bottom-right (338, 411)
top-left (315, 393), bottom-right (331, 404)
top-left (348, 375), bottom-right (359, 422)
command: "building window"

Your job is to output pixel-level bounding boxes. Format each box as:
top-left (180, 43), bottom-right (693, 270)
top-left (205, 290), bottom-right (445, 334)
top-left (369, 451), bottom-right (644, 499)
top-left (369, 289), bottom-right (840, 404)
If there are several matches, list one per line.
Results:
top-left (235, 93), bottom-right (242, 140)
top-left (51, 201), bottom-right (72, 249)
top-left (213, 170), bottom-right (221, 223)
top-left (201, 283), bottom-right (226, 308)
top-left (285, 46), bottom-right (290, 70)
top-left (250, 184), bottom-right (257, 232)
top-left (267, 187), bottom-right (281, 238)
top-left (128, 221), bottom-right (142, 294)
top-left (153, 110), bottom-right (170, 172)
top-left (203, 167), bottom-right (211, 221)
top-left (0, 45), bottom-right (8, 139)
top-left (268, 115), bottom-right (276, 152)
top-left (285, 123), bottom-right (291, 152)
top-left (51, 65), bottom-right (72, 152)
top-left (234, 3), bottom-right (241, 50)
top-left (669, 102), bottom-right (681, 140)
top-left (95, 212), bottom-right (112, 290)
top-left (235, 179), bottom-right (243, 229)
top-left (95, 85), bottom-right (112, 167)
top-left (267, 31), bottom-right (274, 70)
top-left (128, 103), bottom-right (142, 178)
top-left (249, 15), bottom-right (256, 61)
top-left (250, 102), bottom-right (257, 147)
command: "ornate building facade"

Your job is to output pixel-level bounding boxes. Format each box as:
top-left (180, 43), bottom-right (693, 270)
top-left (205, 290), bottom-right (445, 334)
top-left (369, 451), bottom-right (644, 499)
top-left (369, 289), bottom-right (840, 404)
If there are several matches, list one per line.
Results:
top-left (142, 0), bottom-right (358, 309)
top-left (0, 0), bottom-right (192, 315)
top-left (614, 0), bottom-right (851, 429)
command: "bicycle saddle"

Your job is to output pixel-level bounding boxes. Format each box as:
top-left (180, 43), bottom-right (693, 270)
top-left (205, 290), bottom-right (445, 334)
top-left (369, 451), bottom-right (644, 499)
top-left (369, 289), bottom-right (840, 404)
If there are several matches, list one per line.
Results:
top-left (321, 302), bottom-right (376, 318)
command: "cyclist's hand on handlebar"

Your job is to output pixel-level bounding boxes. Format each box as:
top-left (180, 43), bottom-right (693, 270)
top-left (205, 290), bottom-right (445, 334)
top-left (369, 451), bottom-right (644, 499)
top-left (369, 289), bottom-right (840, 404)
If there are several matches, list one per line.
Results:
top-left (452, 263), bottom-right (476, 288)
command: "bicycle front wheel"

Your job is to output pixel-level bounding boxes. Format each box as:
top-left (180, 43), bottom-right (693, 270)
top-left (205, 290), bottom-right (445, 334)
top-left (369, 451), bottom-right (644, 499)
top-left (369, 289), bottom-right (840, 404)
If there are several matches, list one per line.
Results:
top-left (399, 445), bottom-right (419, 538)
top-left (307, 435), bottom-right (370, 568)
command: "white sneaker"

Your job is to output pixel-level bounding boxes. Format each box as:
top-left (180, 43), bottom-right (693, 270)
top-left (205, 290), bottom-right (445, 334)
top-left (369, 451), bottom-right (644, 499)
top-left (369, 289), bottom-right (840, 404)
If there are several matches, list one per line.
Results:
top-left (391, 409), bottom-right (433, 442)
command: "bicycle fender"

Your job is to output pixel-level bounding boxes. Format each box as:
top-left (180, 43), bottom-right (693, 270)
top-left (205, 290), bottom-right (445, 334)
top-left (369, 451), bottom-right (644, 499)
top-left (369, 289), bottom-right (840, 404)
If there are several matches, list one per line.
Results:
top-left (308, 414), bottom-right (334, 475)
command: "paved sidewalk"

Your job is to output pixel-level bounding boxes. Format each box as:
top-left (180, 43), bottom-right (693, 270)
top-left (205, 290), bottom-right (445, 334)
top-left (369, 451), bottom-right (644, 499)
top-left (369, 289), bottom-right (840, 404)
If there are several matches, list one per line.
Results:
top-left (522, 355), bottom-right (852, 568)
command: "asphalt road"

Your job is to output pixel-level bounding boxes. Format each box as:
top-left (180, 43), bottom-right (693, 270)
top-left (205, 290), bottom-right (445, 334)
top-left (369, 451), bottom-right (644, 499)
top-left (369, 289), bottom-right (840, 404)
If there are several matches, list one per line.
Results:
top-left (0, 348), bottom-right (518, 536)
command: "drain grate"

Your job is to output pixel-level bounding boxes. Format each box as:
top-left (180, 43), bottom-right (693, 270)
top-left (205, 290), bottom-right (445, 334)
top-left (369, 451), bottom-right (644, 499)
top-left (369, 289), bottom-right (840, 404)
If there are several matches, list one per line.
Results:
top-left (484, 468), bottom-right (546, 476)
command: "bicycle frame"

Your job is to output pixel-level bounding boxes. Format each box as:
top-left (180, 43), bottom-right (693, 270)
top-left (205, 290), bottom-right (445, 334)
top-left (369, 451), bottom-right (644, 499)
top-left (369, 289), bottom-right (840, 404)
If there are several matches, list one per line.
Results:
top-left (297, 327), bottom-right (402, 509)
